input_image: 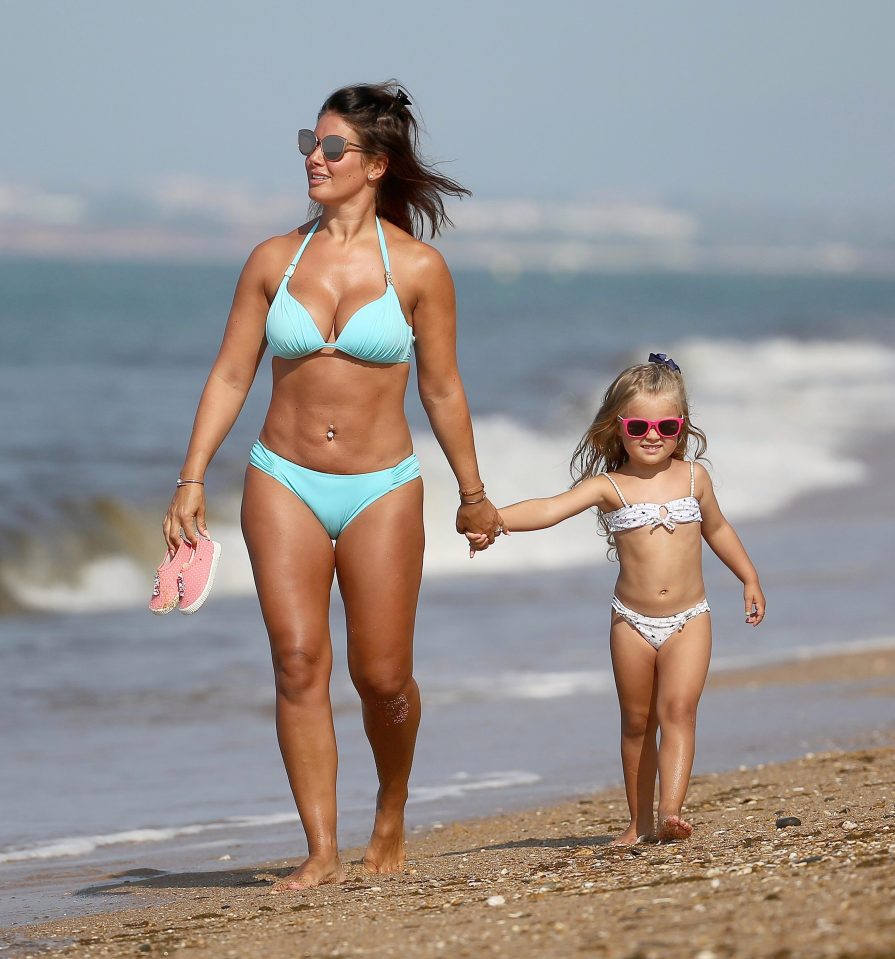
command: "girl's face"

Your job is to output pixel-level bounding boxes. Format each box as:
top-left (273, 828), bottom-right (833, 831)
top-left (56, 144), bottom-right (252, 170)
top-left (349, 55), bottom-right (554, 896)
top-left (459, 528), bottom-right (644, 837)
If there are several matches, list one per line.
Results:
top-left (305, 112), bottom-right (385, 204)
top-left (618, 392), bottom-right (683, 467)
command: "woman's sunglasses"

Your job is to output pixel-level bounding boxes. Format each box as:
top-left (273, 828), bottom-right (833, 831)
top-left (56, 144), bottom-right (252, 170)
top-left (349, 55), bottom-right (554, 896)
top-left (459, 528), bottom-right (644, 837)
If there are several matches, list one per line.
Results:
top-left (618, 416), bottom-right (684, 439)
top-left (297, 129), bottom-right (365, 162)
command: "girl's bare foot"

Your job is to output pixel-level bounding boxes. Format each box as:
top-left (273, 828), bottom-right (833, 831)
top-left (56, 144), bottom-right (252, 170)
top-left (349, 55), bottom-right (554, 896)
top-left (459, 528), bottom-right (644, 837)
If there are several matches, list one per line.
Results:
top-left (363, 805), bottom-right (406, 874)
top-left (657, 814), bottom-right (694, 841)
top-left (271, 853), bottom-right (345, 892)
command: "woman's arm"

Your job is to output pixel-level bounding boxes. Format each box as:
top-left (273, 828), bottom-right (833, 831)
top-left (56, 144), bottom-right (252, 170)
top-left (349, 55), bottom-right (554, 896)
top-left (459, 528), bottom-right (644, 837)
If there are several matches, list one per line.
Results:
top-left (411, 246), bottom-right (501, 542)
top-left (697, 464), bottom-right (766, 625)
top-left (162, 242), bottom-right (273, 552)
top-left (499, 476), bottom-right (611, 531)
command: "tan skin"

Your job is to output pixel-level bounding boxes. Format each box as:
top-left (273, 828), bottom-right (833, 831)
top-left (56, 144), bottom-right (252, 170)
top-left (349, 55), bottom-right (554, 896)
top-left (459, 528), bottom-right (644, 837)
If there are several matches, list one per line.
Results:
top-left (473, 392), bottom-right (765, 844)
top-left (163, 111), bottom-right (501, 890)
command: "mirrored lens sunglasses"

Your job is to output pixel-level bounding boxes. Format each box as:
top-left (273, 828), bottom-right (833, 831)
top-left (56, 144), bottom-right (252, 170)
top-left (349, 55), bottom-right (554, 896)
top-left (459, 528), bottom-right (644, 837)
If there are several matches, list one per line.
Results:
top-left (297, 129), bottom-right (365, 162)
top-left (618, 416), bottom-right (685, 438)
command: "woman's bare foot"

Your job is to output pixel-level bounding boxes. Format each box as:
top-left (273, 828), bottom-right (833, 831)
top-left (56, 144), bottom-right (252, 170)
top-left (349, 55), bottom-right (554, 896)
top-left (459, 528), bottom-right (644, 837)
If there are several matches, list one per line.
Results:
top-left (609, 825), bottom-right (640, 846)
top-left (657, 814), bottom-right (694, 841)
top-left (363, 801), bottom-right (406, 874)
top-left (609, 824), bottom-right (657, 846)
top-left (271, 853), bottom-right (345, 892)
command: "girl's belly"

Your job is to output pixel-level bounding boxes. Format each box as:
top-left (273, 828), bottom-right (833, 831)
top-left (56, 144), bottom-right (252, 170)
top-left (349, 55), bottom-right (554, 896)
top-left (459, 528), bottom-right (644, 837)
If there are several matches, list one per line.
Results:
top-left (612, 535), bottom-right (706, 616)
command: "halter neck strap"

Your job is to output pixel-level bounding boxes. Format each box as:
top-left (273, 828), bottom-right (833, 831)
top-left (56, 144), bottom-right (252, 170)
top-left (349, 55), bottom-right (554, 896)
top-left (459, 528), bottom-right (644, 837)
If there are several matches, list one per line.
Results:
top-left (284, 219), bottom-right (320, 279)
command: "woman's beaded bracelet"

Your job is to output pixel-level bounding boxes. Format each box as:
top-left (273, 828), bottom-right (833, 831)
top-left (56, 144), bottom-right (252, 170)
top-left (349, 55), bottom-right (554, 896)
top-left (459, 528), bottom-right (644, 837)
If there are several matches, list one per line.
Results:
top-left (176, 478), bottom-right (205, 488)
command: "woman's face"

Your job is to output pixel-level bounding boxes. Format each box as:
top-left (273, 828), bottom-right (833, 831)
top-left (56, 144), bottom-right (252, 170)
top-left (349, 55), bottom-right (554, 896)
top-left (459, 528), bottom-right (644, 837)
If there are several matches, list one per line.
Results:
top-left (305, 112), bottom-right (384, 204)
top-left (618, 392), bottom-right (683, 468)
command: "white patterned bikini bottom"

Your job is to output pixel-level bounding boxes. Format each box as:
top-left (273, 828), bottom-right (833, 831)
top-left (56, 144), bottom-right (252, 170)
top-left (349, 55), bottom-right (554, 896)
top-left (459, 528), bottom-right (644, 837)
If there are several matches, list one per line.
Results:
top-left (611, 595), bottom-right (711, 650)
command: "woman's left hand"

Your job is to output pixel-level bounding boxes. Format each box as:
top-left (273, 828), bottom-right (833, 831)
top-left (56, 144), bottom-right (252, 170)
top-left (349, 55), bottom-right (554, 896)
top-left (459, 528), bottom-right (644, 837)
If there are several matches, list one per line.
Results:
top-left (456, 498), bottom-right (503, 557)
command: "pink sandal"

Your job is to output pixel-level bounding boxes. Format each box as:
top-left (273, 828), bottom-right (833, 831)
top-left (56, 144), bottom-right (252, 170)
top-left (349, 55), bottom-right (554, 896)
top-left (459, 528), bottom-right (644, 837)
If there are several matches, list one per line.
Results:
top-left (149, 541), bottom-right (192, 615)
top-left (177, 537), bottom-right (222, 614)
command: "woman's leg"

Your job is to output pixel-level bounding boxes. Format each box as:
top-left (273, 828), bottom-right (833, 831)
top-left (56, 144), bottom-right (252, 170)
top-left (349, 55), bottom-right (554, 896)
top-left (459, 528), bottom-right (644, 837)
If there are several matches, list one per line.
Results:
top-left (334, 477), bottom-right (424, 873)
top-left (241, 466), bottom-right (343, 890)
top-left (609, 614), bottom-right (660, 844)
top-left (654, 613), bottom-right (712, 840)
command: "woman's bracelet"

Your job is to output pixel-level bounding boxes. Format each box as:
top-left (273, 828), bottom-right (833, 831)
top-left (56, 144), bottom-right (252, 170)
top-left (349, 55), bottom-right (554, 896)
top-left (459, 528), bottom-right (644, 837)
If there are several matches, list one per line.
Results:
top-left (176, 478), bottom-right (205, 488)
top-left (459, 492), bottom-right (486, 505)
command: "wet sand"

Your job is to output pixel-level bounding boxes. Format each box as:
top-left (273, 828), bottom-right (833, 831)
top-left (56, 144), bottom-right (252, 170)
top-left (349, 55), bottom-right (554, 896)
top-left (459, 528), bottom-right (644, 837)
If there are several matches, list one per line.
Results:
top-left (3, 649), bottom-right (894, 959)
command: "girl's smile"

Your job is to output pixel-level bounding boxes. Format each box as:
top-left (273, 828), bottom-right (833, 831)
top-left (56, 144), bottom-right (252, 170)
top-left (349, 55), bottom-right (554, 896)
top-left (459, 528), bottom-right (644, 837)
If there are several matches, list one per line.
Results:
top-left (619, 393), bottom-right (683, 466)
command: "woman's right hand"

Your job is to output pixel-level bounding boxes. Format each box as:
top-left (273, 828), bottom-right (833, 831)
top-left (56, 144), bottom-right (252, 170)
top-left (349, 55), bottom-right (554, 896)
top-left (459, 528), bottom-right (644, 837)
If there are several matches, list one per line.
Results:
top-left (163, 484), bottom-right (209, 554)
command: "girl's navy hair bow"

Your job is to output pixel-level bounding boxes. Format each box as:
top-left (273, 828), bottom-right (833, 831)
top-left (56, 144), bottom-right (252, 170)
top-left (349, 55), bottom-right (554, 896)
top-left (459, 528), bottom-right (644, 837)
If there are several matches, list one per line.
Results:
top-left (648, 352), bottom-right (681, 373)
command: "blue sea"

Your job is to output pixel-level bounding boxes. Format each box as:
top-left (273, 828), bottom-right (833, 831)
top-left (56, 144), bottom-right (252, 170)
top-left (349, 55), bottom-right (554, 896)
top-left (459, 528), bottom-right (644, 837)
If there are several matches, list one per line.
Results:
top-left (0, 260), bottom-right (893, 926)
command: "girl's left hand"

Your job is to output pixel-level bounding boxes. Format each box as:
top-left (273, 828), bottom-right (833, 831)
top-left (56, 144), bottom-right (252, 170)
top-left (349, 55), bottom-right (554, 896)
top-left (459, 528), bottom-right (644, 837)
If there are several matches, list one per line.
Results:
top-left (744, 582), bottom-right (766, 626)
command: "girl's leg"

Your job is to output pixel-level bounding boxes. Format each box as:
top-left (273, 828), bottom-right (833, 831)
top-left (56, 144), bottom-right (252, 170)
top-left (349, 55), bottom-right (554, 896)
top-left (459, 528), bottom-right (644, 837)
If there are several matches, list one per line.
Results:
top-left (609, 614), bottom-right (660, 844)
top-left (241, 467), bottom-right (343, 890)
top-left (335, 478), bottom-right (424, 874)
top-left (654, 613), bottom-right (712, 840)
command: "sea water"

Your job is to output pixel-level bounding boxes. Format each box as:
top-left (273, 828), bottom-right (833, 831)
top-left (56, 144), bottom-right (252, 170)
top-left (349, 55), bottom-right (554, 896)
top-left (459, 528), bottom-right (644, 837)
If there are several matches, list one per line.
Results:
top-left (0, 261), bottom-right (892, 924)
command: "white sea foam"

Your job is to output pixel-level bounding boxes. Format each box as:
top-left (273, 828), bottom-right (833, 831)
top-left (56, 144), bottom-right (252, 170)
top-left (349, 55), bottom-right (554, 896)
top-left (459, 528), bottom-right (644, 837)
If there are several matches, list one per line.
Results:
top-left (1, 555), bottom-right (151, 613)
top-left (0, 813), bottom-right (302, 864)
top-left (0, 772), bottom-right (540, 864)
top-left (408, 770), bottom-right (542, 804)
top-left (426, 671), bottom-right (614, 706)
top-left (4, 336), bottom-right (893, 611)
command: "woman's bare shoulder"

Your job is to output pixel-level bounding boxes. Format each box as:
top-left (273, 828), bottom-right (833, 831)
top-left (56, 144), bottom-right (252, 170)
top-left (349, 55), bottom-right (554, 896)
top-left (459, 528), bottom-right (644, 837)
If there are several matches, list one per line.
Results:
top-left (240, 223), bottom-right (317, 287)
top-left (380, 220), bottom-right (450, 282)
top-left (251, 222), bottom-right (315, 264)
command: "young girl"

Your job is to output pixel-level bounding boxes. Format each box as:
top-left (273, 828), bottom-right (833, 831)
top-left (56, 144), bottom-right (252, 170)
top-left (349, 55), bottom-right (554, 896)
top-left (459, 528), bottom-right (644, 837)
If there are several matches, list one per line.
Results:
top-left (476, 355), bottom-right (765, 844)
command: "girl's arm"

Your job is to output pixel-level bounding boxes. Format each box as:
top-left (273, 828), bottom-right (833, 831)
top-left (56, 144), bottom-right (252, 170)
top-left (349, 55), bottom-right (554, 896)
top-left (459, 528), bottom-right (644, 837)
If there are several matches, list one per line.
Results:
top-left (498, 475), bottom-right (613, 532)
top-left (412, 246), bottom-right (501, 543)
top-left (697, 464), bottom-right (766, 625)
top-left (162, 242), bottom-right (273, 553)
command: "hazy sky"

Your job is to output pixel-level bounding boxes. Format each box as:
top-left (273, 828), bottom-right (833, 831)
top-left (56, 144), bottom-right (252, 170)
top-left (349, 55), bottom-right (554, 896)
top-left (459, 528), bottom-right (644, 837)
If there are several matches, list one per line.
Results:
top-left (2, 0), bottom-right (893, 210)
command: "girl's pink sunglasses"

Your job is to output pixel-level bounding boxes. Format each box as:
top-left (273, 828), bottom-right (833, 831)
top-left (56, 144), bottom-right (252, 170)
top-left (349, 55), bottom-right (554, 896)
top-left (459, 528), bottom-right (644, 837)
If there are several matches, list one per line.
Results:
top-left (618, 415), bottom-right (684, 439)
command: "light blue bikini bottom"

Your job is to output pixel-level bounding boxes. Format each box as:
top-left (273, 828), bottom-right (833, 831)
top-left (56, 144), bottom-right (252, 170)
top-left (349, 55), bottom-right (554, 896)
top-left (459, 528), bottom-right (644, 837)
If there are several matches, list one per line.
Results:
top-left (248, 441), bottom-right (421, 540)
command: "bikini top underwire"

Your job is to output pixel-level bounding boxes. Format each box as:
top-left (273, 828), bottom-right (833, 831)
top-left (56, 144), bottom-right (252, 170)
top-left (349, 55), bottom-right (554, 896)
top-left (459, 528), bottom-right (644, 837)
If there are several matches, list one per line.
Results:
top-left (265, 217), bottom-right (414, 364)
top-left (602, 461), bottom-right (702, 533)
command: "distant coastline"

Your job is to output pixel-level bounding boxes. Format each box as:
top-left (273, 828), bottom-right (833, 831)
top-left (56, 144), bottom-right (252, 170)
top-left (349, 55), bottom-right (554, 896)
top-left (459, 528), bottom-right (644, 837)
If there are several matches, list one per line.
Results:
top-left (2, 185), bottom-right (894, 275)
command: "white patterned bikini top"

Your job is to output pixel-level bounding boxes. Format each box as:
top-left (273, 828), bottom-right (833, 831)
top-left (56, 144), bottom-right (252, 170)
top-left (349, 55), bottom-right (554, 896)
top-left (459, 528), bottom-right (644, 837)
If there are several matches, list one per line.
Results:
top-left (602, 461), bottom-right (702, 533)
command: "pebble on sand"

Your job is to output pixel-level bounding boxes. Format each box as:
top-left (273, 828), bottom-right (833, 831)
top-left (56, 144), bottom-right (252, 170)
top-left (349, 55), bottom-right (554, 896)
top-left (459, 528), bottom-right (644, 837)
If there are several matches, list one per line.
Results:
top-left (775, 816), bottom-right (802, 828)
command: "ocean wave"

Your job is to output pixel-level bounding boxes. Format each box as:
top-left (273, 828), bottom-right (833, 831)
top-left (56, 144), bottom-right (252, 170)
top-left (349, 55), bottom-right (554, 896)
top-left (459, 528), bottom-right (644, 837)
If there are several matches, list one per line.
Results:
top-left (2, 336), bottom-right (893, 613)
top-left (0, 771), bottom-right (541, 864)
top-left (425, 671), bottom-right (614, 706)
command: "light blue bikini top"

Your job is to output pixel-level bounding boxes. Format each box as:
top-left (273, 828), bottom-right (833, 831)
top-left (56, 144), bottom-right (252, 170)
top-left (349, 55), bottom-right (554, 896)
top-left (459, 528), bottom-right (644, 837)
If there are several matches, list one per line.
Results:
top-left (602, 461), bottom-right (702, 533)
top-left (266, 217), bottom-right (414, 364)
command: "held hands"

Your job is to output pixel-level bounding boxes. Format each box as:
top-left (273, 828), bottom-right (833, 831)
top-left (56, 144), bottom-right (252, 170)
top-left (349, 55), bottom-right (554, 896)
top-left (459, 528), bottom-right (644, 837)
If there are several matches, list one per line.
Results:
top-left (163, 484), bottom-right (209, 555)
top-left (455, 498), bottom-right (504, 559)
top-left (744, 581), bottom-right (766, 626)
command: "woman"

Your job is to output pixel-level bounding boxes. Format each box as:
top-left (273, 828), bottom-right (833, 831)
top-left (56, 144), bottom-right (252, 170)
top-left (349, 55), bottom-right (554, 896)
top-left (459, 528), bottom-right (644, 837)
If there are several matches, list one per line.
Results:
top-left (163, 81), bottom-right (501, 890)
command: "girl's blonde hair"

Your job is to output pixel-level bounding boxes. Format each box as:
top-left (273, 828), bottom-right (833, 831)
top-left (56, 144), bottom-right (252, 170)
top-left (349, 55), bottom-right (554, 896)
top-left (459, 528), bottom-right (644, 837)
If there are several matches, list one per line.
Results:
top-left (570, 361), bottom-right (708, 554)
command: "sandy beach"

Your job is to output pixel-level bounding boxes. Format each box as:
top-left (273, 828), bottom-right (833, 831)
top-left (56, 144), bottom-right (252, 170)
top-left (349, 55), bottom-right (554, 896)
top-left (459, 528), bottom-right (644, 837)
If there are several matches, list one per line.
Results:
top-left (3, 647), bottom-right (893, 959)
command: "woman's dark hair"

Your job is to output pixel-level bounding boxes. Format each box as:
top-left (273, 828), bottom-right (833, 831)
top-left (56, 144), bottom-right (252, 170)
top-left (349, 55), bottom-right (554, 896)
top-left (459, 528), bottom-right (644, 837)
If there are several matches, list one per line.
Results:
top-left (311, 80), bottom-right (471, 239)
